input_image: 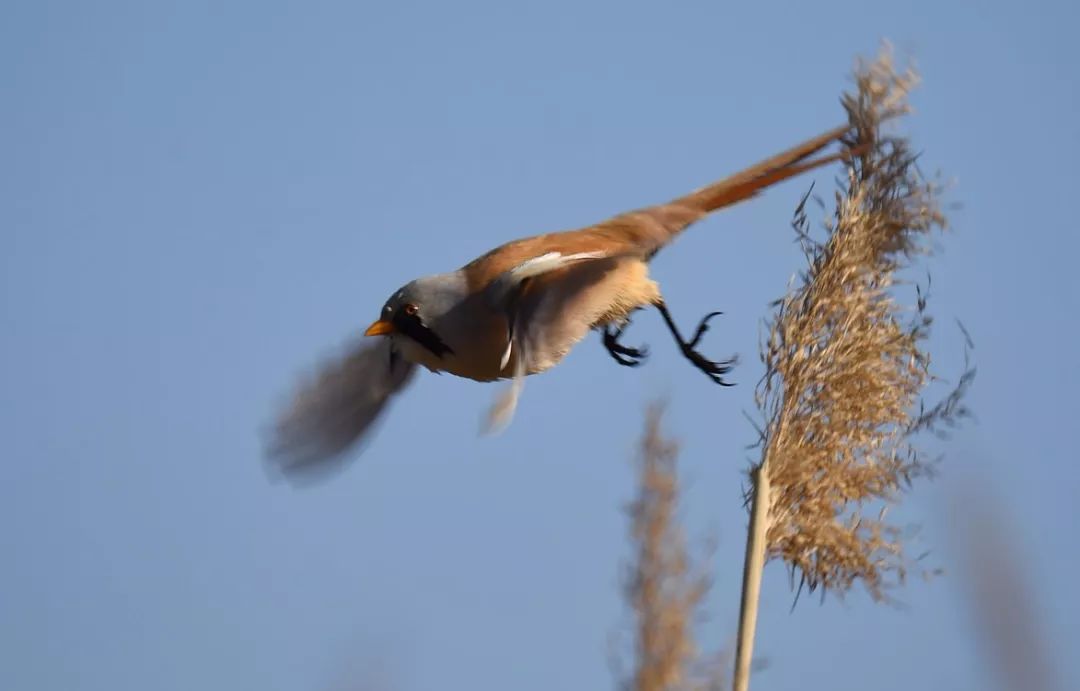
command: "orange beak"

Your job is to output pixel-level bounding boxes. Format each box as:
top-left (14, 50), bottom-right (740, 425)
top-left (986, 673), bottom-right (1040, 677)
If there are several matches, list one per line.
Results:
top-left (364, 319), bottom-right (396, 337)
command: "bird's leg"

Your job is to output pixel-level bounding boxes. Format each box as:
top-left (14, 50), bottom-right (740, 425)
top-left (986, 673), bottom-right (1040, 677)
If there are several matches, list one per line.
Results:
top-left (601, 319), bottom-right (649, 367)
top-left (654, 301), bottom-right (737, 385)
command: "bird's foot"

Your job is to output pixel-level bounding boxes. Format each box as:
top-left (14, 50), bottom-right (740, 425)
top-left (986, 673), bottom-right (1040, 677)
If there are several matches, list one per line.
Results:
top-left (670, 310), bottom-right (738, 385)
top-left (602, 324), bottom-right (649, 367)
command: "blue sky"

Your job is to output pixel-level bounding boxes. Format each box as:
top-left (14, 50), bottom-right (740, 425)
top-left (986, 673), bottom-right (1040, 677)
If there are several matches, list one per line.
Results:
top-left (3, 1), bottom-right (1077, 690)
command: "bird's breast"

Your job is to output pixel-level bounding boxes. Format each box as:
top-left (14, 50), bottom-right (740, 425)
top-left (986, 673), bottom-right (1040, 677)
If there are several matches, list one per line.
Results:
top-left (392, 314), bottom-right (515, 383)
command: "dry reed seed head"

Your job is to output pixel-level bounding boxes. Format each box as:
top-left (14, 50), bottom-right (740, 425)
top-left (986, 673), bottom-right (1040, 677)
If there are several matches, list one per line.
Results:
top-left (753, 48), bottom-right (971, 601)
top-left (622, 404), bottom-right (719, 691)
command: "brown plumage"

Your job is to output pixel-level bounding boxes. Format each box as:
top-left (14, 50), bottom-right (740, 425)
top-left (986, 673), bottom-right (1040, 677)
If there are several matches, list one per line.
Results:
top-left (461, 124), bottom-right (851, 290)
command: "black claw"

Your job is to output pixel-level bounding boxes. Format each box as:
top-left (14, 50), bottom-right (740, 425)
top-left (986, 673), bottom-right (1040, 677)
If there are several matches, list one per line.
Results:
top-left (689, 311), bottom-right (724, 348)
top-left (680, 345), bottom-right (738, 386)
top-left (655, 302), bottom-right (738, 385)
top-left (602, 324), bottom-right (649, 368)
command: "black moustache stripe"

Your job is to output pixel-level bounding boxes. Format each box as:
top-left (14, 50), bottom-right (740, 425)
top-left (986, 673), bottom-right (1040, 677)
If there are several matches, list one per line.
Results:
top-left (393, 312), bottom-right (454, 358)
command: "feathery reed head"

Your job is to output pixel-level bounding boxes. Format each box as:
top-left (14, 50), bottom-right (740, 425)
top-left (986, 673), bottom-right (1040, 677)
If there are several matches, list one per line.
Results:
top-left (619, 403), bottom-right (722, 691)
top-left (754, 48), bottom-right (973, 601)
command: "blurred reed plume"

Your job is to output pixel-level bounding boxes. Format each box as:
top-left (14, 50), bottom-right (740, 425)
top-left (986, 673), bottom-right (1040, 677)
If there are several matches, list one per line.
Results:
top-left (733, 47), bottom-right (974, 691)
top-left (619, 403), bottom-right (723, 691)
top-left (950, 482), bottom-right (1063, 691)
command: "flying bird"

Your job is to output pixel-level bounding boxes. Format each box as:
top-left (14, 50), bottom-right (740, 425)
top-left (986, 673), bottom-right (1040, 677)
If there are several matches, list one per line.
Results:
top-left (266, 124), bottom-right (858, 481)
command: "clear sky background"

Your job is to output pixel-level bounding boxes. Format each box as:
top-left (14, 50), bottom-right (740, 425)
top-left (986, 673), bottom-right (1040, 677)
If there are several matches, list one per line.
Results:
top-left (3, 1), bottom-right (1078, 690)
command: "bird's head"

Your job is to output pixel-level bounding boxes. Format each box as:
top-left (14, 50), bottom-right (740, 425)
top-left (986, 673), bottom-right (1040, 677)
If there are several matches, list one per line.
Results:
top-left (364, 274), bottom-right (463, 359)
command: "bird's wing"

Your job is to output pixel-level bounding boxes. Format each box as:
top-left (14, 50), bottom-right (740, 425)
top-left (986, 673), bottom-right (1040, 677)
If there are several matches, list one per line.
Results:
top-left (481, 253), bottom-right (649, 432)
top-left (484, 250), bottom-right (610, 307)
top-left (485, 248), bottom-right (654, 372)
top-left (264, 337), bottom-right (416, 484)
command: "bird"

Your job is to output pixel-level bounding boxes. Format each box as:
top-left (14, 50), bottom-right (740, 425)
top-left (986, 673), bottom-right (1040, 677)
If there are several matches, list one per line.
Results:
top-left (265, 123), bottom-right (860, 482)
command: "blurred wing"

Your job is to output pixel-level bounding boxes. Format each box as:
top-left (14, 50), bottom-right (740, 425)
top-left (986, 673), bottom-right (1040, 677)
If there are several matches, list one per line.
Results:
top-left (264, 338), bottom-right (416, 484)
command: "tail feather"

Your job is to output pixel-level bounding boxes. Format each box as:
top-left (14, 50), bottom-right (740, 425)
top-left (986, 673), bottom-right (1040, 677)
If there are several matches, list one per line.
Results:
top-left (629, 124), bottom-right (858, 244)
top-left (521, 123), bottom-right (862, 265)
top-left (682, 124), bottom-right (852, 213)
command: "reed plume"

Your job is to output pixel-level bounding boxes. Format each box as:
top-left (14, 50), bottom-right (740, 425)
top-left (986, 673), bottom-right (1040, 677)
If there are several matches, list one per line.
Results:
top-left (733, 47), bottom-right (974, 691)
top-left (619, 403), bottom-right (723, 691)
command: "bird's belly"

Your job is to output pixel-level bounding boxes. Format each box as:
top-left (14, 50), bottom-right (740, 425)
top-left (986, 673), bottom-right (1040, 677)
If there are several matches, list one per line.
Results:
top-left (439, 351), bottom-right (510, 382)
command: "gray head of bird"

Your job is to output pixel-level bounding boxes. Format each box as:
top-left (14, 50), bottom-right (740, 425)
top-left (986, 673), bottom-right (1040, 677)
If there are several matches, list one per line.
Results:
top-left (363, 273), bottom-right (470, 362)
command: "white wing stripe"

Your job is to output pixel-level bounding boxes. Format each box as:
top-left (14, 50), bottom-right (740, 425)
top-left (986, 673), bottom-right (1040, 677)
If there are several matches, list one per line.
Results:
top-left (508, 251), bottom-right (606, 280)
top-left (488, 251), bottom-right (608, 305)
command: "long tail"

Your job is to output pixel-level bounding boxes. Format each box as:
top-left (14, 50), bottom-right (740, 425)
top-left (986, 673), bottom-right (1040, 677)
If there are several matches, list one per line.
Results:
top-left (680, 124), bottom-right (854, 214)
top-left (623, 124), bottom-right (860, 247)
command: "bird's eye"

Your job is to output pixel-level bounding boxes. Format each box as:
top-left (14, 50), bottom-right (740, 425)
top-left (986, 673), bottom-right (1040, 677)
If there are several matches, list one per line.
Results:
top-left (403, 303), bottom-right (418, 316)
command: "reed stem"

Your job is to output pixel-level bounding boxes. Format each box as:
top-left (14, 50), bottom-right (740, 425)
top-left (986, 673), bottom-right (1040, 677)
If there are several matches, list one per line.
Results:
top-left (733, 463), bottom-right (771, 691)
